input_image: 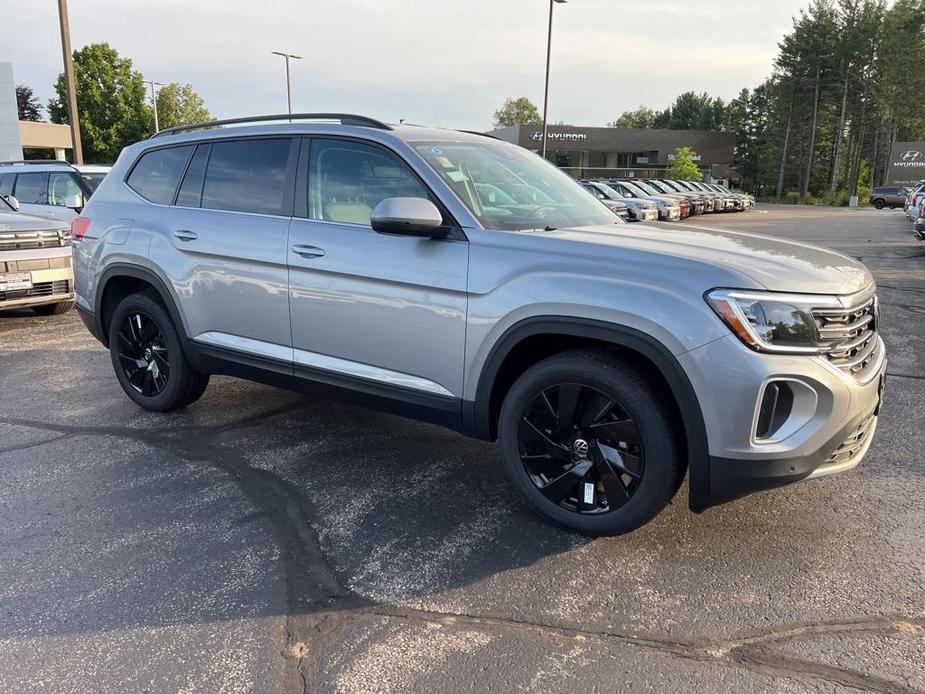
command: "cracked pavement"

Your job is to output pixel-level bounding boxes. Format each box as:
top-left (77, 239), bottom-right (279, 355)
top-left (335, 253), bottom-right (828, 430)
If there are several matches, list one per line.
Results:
top-left (0, 204), bottom-right (923, 693)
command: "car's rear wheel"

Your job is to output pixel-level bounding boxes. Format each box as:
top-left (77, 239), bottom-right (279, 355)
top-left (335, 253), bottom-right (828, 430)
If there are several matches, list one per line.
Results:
top-left (108, 293), bottom-right (209, 411)
top-left (32, 300), bottom-right (73, 315)
top-left (498, 350), bottom-right (683, 536)
top-left (874, 199), bottom-right (885, 209)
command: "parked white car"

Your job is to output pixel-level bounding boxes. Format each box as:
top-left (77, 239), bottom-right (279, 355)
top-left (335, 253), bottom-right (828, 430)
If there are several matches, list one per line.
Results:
top-left (0, 160), bottom-right (94, 224)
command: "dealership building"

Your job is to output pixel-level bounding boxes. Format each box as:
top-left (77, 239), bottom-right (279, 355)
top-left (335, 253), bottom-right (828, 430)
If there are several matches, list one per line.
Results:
top-left (488, 124), bottom-right (738, 183)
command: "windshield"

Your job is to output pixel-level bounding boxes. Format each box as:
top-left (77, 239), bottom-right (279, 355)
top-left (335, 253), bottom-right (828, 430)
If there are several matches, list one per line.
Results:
top-left (632, 180), bottom-right (663, 196)
top-left (413, 141), bottom-right (618, 231)
top-left (589, 183), bottom-right (621, 201)
top-left (645, 180), bottom-right (672, 193)
top-left (81, 172), bottom-right (107, 192)
top-left (614, 180), bottom-right (651, 198)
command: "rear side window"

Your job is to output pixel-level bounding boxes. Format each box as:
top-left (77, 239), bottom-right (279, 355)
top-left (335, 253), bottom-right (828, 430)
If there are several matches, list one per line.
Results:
top-left (14, 173), bottom-right (48, 204)
top-left (200, 138), bottom-right (293, 215)
top-left (127, 146), bottom-right (194, 204)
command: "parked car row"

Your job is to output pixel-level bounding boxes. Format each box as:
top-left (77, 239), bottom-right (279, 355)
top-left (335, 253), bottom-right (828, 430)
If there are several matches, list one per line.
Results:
top-left (580, 178), bottom-right (754, 222)
top-left (0, 160), bottom-right (111, 315)
top-left (904, 181), bottom-right (925, 240)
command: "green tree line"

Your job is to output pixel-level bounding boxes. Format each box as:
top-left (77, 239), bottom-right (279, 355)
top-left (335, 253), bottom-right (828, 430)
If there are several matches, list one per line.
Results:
top-left (22, 42), bottom-right (213, 163)
top-left (609, 0), bottom-right (925, 201)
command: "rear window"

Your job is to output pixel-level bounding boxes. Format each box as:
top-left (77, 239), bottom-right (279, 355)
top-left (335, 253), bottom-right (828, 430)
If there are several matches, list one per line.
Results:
top-left (127, 146), bottom-right (194, 204)
top-left (200, 138), bottom-right (293, 215)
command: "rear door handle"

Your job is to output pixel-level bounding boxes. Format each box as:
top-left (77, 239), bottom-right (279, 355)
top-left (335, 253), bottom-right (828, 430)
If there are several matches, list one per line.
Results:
top-left (174, 229), bottom-right (198, 241)
top-left (292, 244), bottom-right (325, 258)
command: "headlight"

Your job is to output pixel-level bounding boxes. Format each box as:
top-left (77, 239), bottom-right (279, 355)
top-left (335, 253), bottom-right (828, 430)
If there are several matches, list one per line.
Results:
top-left (705, 289), bottom-right (840, 354)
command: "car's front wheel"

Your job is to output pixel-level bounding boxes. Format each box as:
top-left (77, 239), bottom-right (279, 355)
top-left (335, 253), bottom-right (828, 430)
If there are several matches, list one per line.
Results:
top-left (498, 350), bottom-right (684, 536)
top-left (108, 293), bottom-right (209, 411)
top-left (873, 199), bottom-right (885, 209)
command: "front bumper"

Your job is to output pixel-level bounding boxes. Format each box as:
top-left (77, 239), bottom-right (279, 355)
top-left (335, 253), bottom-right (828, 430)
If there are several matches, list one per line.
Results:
top-left (0, 248), bottom-right (74, 310)
top-left (680, 332), bottom-right (886, 511)
top-left (661, 207), bottom-right (681, 221)
top-left (632, 208), bottom-right (659, 222)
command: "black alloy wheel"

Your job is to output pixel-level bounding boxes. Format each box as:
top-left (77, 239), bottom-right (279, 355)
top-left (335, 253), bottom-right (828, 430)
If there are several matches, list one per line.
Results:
top-left (116, 311), bottom-right (170, 397)
top-left (518, 383), bottom-right (644, 515)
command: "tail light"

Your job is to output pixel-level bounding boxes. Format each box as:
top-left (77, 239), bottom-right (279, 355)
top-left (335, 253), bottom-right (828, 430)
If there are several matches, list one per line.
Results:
top-left (71, 216), bottom-right (91, 239)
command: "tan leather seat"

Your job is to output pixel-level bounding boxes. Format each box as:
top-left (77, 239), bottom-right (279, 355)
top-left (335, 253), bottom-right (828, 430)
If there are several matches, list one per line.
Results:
top-left (324, 201), bottom-right (371, 225)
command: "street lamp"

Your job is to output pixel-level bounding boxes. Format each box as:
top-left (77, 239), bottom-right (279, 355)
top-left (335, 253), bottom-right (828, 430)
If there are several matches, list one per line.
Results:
top-left (540, 0), bottom-right (567, 159)
top-left (271, 51), bottom-right (303, 116)
top-left (143, 79), bottom-right (165, 133)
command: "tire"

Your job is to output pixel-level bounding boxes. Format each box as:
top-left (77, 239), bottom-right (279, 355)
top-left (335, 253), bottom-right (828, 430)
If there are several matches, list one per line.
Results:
top-left (108, 293), bottom-right (209, 411)
top-left (498, 349), bottom-right (683, 536)
top-left (33, 300), bottom-right (74, 315)
top-left (873, 199), bottom-right (885, 209)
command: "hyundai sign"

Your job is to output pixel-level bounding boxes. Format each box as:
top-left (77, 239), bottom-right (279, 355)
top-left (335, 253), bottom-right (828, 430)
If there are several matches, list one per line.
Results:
top-left (886, 142), bottom-right (925, 186)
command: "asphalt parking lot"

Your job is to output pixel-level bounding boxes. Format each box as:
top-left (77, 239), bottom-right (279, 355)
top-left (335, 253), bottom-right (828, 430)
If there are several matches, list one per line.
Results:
top-left (1, 204), bottom-right (923, 693)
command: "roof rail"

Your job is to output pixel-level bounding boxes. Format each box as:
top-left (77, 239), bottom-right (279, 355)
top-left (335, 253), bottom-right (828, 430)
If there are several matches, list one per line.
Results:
top-left (456, 130), bottom-right (502, 140)
top-left (151, 113), bottom-right (393, 138)
top-left (0, 160), bottom-right (76, 167)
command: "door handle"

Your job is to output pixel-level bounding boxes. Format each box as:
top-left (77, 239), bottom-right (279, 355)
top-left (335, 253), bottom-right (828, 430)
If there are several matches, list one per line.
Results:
top-left (292, 244), bottom-right (325, 258)
top-left (174, 229), bottom-right (198, 241)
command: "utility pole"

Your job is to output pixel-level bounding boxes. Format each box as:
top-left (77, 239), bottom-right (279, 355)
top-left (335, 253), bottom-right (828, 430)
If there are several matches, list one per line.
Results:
top-left (540, 0), bottom-right (567, 159)
top-left (57, 0), bottom-right (83, 164)
top-left (143, 80), bottom-right (165, 132)
top-left (776, 96), bottom-right (794, 202)
top-left (271, 51), bottom-right (302, 116)
top-left (801, 64), bottom-right (821, 201)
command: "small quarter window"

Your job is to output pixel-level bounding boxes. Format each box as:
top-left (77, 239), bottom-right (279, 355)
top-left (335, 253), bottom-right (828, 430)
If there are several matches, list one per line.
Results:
top-left (176, 144), bottom-right (211, 208)
top-left (127, 146), bottom-right (194, 205)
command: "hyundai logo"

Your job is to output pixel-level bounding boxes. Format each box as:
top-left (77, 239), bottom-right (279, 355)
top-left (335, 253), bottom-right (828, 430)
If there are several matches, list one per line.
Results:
top-left (901, 150), bottom-right (922, 162)
top-left (530, 131), bottom-right (544, 142)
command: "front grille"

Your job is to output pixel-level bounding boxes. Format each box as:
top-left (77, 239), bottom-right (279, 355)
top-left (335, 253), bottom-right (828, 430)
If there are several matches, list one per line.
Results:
top-left (0, 280), bottom-right (70, 301)
top-left (0, 229), bottom-right (70, 251)
top-left (820, 412), bottom-right (877, 469)
top-left (813, 294), bottom-right (880, 379)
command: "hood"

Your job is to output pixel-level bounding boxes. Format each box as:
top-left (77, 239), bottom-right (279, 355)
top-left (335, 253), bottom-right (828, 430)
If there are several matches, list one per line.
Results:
top-left (642, 195), bottom-right (679, 206)
top-left (0, 211), bottom-right (68, 233)
top-left (539, 222), bottom-right (873, 295)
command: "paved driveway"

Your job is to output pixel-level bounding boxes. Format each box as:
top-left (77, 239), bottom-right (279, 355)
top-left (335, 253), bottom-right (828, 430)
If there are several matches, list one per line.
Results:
top-left (1, 205), bottom-right (922, 693)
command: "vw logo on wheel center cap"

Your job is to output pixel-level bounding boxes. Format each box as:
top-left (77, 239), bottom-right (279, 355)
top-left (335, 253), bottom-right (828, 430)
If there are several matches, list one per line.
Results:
top-left (572, 439), bottom-right (590, 457)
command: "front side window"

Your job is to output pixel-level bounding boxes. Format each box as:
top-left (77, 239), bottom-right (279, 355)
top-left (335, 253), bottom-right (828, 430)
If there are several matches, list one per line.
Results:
top-left (13, 173), bottom-right (48, 204)
top-left (413, 140), bottom-right (617, 231)
top-left (0, 173), bottom-right (14, 197)
top-left (127, 146), bottom-right (194, 205)
top-left (308, 139), bottom-right (431, 226)
top-left (48, 173), bottom-right (85, 208)
top-left (201, 138), bottom-right (293, 215)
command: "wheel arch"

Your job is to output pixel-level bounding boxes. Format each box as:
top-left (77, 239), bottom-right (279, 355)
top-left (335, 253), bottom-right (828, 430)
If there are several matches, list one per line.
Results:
top-left (465, 316), bottom-right (710, 507)
top-left (94, 264), bottom-right (189, 350)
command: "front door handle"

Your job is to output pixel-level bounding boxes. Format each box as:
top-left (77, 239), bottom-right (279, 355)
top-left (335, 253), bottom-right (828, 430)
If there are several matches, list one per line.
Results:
top-left (292, 244), bottom-right (325, 258)
top-left (174, 229), bottom-right (198, 241)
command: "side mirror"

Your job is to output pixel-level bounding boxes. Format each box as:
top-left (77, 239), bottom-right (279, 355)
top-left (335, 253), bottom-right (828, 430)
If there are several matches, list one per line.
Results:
top-left (3, 195), bottom-right (20, 211)
top-left (370, 197), bottom-right (449, 239)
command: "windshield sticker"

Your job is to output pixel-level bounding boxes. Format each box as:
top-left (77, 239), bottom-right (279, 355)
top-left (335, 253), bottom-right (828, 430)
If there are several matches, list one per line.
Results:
top-left (446, 170), bottom-right (469, 183)
top-left (435, 156), bottom-right (455, 169)
top-left (429, 147), bottom-right (443, 155)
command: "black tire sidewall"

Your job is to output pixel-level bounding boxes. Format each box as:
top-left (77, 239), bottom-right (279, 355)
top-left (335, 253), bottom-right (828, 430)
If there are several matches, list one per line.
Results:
top-left (498, 354), bottom-right (680, 536)
top-left (108, 294), bottom-right (191, 411)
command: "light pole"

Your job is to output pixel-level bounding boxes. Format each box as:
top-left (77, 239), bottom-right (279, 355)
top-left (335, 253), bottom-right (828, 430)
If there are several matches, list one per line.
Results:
top-left (143, 79), bottom-right (165, 133)
top-left (540, 0), bottom-right (567, 159)
top-left (56, 0), bottom-right (83, 164)
top-left (271, 51), bottom-right (302, 116)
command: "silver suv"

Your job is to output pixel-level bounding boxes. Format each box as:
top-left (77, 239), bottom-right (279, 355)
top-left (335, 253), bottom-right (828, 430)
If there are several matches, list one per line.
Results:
top-left (72, 114), bottom-right (886, 535)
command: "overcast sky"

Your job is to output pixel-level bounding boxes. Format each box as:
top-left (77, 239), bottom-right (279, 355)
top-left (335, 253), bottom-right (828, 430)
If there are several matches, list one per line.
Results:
top-left (3, 0), bottom-right (805, 130)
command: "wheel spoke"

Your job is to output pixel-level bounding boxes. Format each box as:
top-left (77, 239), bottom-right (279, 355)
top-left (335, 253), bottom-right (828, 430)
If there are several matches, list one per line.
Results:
top-left (119, 354), bottom-right (147, 371)
top-left (590, 419), bottom-right (641, 445)
top-left (592, 443), bottom-right (631, 507)
top-left (583, 393), bottom-right (615, 427)
top-left (140, 369), bottom-right (155, 396)
top-left (539, 460), bottom-right (592, 504)
top-left (151, 348), bottom-right (170, 369)
top-left (598, 443), bottom-right (642, 479)
top-left (556, 384), bottom-right (582, 429)
top-left (519, 417), bottom-right (569, 460)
